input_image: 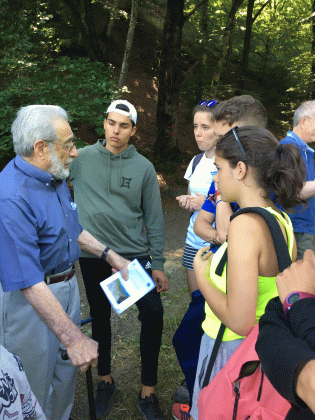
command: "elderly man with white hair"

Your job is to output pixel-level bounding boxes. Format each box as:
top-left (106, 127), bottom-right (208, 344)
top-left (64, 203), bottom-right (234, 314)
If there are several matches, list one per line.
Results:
top-left (280, 101), bottom-right (315, 260)
top-left (0, 105), bottom-right (129, 420)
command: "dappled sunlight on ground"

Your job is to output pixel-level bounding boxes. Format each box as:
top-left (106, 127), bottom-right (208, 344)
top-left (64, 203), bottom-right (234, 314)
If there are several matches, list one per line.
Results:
top-left (157, 173), bottom-right (167, 188)
top-left (164, 249), bottom-right (185, 261)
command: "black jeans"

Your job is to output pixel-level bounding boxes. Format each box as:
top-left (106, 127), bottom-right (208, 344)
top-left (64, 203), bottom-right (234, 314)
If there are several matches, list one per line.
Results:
top-left (79, 256), bottom-right (164, 386)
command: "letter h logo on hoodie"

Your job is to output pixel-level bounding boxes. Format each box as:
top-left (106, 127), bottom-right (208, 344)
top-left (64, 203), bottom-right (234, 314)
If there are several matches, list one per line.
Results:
top-left (121, 177), bottom-right (132, 188)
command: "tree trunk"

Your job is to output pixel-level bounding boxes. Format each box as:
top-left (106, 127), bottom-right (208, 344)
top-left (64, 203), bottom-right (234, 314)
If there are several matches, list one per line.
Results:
top-left (239, 0), bottom-right (271, 89)
top-left (154, 0), bottom-right (185, 161)
top-left (62, 0), bottom-right (104, 61)
top-left (106, 0), bottom-right (120, 38)
top-left (153, 0), bottom-right (208, 161)
top-left (83, 0), bottom-right (102, 59)
top-left (239, 0), bottom-right (255, 89)
top-left (262, 35), bottom-right (271, 74)
top-left (117, 0), bottom-right (138, 89)
top-left (200, 0), bottom-right (209, 98)
top-left (210, 0), bottom-right (245, 96)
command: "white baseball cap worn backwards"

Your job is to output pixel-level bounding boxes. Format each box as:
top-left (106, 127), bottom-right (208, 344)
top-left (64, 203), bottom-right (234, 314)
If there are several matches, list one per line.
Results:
top-left (106, 100), bottom-right (137, 125)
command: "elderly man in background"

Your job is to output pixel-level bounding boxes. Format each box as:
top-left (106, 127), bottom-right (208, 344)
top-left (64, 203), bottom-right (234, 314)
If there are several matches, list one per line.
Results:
top-left (0, 105), bottom-right (129, 420)
top-left (279, 101), bottom-right (315, 260)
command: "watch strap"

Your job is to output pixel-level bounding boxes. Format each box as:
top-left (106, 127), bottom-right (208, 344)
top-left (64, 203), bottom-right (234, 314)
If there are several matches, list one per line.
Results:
top-left (101, 246), bottom-right (111, 260)
top-left (283, 291), bottom-right (315, 317)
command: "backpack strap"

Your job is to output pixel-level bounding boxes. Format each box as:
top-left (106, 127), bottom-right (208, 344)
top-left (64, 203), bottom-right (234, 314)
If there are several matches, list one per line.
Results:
top-left (202, 207), bottom-right (292, 388)
top-left (215, 248), bottom-right (227, 276)
top-left (191, 153), bottom-right (204, 175)
top-left (230, 207), bottom-right (292, 272)
top-left (202, 322), bottom-right (226, 388)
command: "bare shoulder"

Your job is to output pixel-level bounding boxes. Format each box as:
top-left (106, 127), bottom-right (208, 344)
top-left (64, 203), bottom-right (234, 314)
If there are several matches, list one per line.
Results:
top-left (227, 213), bottom-right (271, 268)
top-left (228, 212), bottom-right (267, 237)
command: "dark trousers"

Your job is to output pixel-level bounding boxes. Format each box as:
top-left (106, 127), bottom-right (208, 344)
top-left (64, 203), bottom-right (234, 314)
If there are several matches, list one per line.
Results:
top-left (79, 256), bottom-right (164, 386)
top-left (172, 290), bottom-right (205, 402)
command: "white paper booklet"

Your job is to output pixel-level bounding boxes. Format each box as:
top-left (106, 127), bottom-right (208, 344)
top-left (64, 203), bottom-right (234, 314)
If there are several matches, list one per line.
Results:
top-left (100, 259), bottom-right (156, 314)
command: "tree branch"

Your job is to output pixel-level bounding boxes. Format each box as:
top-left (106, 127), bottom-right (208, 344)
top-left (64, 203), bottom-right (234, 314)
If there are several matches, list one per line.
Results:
top-left (253, 0), bottom-right (271, 23)
top-left (300, 12), bottom-right (315, 24)
top-left (176, 60), bottom-right (200, 86)
top-left (183, 0), bottom-right (209, 23)
top-left (182, 60), bottom-right (199, 81)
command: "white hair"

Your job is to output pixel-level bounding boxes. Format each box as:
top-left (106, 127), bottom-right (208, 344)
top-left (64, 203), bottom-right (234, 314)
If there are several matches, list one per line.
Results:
top-left (47, 143), bottom-right (72, 179)
top-left (11, 105), bottom-right (69, 157)
top-left (293, 101), bottom-right (315, 128)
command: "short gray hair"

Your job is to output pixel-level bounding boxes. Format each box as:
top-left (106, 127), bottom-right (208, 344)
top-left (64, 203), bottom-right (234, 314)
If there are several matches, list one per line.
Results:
top-left (293, 101), bottom-right (315, 128)
top-left (11, 105), bottom-right (69, 157)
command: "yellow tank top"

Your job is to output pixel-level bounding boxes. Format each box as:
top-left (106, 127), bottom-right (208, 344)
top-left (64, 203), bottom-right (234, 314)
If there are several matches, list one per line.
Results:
top-left (202, 207), bottom-right (294, 341)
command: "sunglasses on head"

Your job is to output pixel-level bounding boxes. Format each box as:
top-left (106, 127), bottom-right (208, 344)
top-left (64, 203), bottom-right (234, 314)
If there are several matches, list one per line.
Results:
top-left (231, 127), bottom-right (246, 157)
top-left (198, 100), bottom-right (218, 108)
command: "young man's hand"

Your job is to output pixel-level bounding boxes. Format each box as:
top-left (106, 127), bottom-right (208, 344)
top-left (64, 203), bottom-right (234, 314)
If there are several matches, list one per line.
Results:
top-left (276, 249), bottom-right (315, 303)
top-left (152, 270), bottom-right (169, 292)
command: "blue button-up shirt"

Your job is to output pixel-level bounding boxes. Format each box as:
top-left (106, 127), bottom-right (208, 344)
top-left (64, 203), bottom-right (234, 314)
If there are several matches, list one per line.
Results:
top-left (280, 131), bottom-right (315, 234)
top-left (0, 156), bottom-right (83, 292)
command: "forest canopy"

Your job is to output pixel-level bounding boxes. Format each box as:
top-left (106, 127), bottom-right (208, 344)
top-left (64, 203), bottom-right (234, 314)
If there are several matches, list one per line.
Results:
top-left (0, 0), bottom-right (314, 165)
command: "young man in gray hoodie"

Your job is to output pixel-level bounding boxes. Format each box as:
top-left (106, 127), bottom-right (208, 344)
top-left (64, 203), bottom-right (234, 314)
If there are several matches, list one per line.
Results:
top-left (69, 100), bottom-right (168, 420)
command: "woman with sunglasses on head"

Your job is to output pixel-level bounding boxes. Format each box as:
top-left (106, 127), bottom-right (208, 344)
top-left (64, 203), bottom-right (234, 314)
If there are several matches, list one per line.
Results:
top-left (173, 100), bottom-right (225, 406)
top-left (176, 99), bottom-right (220, 294)
top-left (186, 126), bottom-right (306, 420)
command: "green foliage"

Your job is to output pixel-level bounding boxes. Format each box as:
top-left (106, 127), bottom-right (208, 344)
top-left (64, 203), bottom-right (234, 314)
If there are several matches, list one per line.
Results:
top-left (1, 0), bottom-right (315, 164)
top-left (0, 56), bottom-right (117, 162)
top-left (177, 0), bottom-right (314, 132)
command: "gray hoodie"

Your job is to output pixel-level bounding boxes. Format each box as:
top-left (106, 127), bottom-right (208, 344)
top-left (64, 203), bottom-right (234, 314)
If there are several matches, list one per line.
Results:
top-left (68, 140), bottom-right (165, 270)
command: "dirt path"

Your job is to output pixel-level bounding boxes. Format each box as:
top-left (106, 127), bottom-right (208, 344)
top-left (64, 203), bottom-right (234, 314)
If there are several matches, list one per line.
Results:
top-left (70, 188), bottom-right (191, 419)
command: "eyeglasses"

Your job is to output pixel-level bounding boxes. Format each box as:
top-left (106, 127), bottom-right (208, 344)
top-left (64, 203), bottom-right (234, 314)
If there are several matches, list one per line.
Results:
top-left (54, 141), bottom-right (77, 152)
top-left (231, 127), bottom-right (246, 157)
top-left (198, 100), bottom-right (218, 108)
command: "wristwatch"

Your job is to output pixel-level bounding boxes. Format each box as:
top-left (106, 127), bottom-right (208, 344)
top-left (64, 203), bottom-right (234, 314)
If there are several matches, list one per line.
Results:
top-left (101, 246), bottom-right (111, 260)
top-left (283, 291), bottom-right (315, 317)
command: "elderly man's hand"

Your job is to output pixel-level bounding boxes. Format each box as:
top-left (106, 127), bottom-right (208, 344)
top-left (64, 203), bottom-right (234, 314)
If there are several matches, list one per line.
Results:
top-left (106, 249), bottom-right (130, 280)
top-left (66, 334), bottom-right (99, 373)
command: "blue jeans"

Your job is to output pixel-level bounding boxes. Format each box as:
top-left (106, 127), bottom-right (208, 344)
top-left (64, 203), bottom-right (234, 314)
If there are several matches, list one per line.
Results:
top-left (172, 289), bottom-right (205, 402)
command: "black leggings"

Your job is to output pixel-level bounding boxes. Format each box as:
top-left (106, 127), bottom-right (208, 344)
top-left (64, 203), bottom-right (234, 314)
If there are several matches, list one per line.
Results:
top-left (79, 256), bottom-right (164, 386)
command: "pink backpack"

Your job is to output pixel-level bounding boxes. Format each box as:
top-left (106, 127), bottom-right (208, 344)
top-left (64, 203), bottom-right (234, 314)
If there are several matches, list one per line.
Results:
top-left (198, 208), bottom-right (292, 420)
top-left (197, 324), bottom-right (291, 419)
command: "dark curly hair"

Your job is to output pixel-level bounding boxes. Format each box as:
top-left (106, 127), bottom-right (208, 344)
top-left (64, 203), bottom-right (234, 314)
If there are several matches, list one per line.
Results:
top-left (215, 126), bottom-right (306, 210)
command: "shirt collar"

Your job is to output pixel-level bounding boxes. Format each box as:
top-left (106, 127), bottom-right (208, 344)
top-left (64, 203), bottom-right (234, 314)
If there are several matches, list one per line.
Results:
top-left (287, 131), bottom-right (314, 155)
top-left (14, 155), bottom-right (58, 185)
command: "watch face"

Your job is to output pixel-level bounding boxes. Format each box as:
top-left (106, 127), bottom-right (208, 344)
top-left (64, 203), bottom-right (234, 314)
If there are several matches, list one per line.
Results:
top-left (288, 292), bottom-right (300, 304)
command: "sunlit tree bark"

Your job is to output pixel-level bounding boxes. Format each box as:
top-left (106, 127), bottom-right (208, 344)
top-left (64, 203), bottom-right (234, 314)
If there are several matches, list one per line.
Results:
top-left (210, 0), bottom-right (245, 96)
top-left (118, 0), bottom-right (138, 89)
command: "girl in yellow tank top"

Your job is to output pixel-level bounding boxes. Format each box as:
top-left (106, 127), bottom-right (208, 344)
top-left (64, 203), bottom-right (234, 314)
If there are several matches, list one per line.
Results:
top-left (189, 126), bottom-right (306, 420)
